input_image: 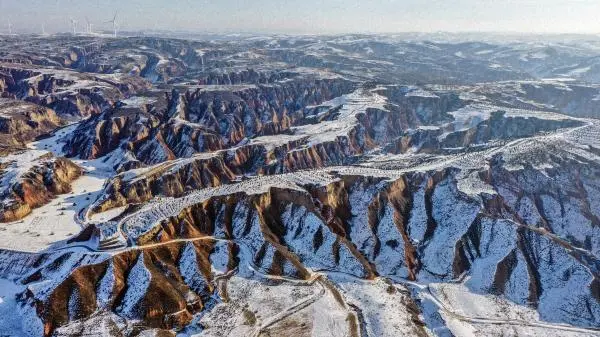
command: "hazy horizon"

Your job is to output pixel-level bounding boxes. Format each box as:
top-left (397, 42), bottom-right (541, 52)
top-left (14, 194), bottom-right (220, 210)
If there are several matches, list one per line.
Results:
top-left (1, 0), bottom-right (600, 35)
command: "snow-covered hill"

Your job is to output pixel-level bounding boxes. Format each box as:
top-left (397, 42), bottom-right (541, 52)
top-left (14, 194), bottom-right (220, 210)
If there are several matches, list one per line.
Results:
top-left (0, 34), bottom-right (599, 337)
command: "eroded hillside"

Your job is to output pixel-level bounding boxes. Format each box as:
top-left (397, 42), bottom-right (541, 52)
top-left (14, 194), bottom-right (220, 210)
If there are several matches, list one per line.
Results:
top-left (0, 34), bottom-right (599, 337)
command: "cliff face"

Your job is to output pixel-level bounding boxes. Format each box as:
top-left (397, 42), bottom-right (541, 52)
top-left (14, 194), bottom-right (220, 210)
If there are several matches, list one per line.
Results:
top-left (388, 110), bottom-right (585, 154)
top-left (4, 35), bottom-right (600, 337)
top-left (60, 84), bottom-right (472, 183)
top-left (91, 89), bottom-right (444, 211)
top-left (94, 154), bottom-right (238, 213)
top-left (89, 88), bottom-right (589, 217)
top-left (0, 99), bottom-right (63, 155)
top-left (172, 78), bottom-right (355, 141)
top-left (472, 81), bottom-right (600, 119)
top-left (15, 159), bottom-right (600, 335)
top-left (0, 63), bottom-right (149, 119)
top-left (0, 154), bottom-right (82, 222)
top-left (8, 82), bottom-right (597, 336)
top-left (380, 86), bottom-right (465, 125)
top-left (19, 241), bottom-right (222, 336)
top-left (63, 78), bottom-right (356, 164)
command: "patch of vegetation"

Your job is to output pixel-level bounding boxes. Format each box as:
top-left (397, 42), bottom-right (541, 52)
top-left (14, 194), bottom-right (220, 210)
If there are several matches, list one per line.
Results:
top-left (242, 308), bottom-right (257, 326)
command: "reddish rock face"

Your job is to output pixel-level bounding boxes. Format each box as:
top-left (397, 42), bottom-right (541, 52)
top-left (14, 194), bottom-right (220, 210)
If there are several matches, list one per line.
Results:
top-left (19, 163), bottom-right (600, 335)
top-left (0, 99), bottom-right (62, 140)
top-left (0, 99), bottom-right (64, 155)
top-left (17, 240), bottom-right (227, 336)
top-left (62, 78), bottom-right (356, 165)
top-left (3, 35), bottom-right (600, 337)
top-left (0, 63), bottom-right (150, 120)
top-left (0, 156), bottom-right (83, 222)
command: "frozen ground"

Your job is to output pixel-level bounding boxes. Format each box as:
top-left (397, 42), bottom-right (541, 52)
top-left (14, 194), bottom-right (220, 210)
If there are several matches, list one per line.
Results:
top-left (187, 272), bottom-right (353, 337)
top-left (415, 281), bottom-right (600, 337)
top-left (0, 171), bottom-right (104, 252)
top-left (292, 88), bottom-right (388, 145)
top-left (2, 33), bottom-right (600, 337)
top-left (0, 124), bottom-right (114, 252)
top-left (0, 278), bottom-right (29, 337)
top-left (331, 273), bottom-right (430, 337)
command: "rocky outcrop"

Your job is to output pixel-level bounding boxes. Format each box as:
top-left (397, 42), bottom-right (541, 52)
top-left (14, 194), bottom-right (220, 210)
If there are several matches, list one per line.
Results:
top-left (387, 110), bottom-right (584, 154)
top-left (17, 240), bottom-right (231, 336)
top-left (0, 155), bottom-right (82, 222)
top-left (193, 69), bottom-right (300, 86)
top-left (92, 97), bottom-right (424, 212)
top-left (4, 34), bottom-right (600, 337)
top-left (379, 86), bottom-right (465, 125)
top-left (17, 160), bottom-right (600, 335)
top-left (63, 78), bottom-right (355, 163)
top-left (94, 154), bottom-right (238, 213)
top-left (0, 99), bottom-right (63, 151)
top-left (0, 63), bottom-right (149, 119)
top-left (137, 166), bottom-right (600, 326)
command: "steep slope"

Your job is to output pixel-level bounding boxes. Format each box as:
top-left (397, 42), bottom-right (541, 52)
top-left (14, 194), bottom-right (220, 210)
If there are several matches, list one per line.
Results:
top-left (0, 99), bottom-right (63, 155)
top-left (1, 34), bottom-right (600, 337)
top-left (0, 151), bottom-right (82, 222)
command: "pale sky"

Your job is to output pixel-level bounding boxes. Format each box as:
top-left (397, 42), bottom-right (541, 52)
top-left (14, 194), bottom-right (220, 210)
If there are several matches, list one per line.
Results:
top-left (1, 0), bottom-right (599, 35)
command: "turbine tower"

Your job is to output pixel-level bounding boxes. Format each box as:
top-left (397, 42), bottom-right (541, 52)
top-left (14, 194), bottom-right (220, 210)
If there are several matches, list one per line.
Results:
top-left (85, 17), bottom-right (93, 34)
top-left (105, 11), bottom-right (118, 38)
top-left (7, 19), bottom-right (13, 35)
top-left (69, 17), bottom-right (78, 35)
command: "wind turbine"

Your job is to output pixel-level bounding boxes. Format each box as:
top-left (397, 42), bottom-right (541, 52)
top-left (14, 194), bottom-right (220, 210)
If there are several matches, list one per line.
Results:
top-left (85, 17), bottom-right (94, 34)
top-left (69, 17), bottom-right (78, 35)
top-left (7, 19), bottom-right (13, 35)
top-left (105, 11), bottom-right (118, 38)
